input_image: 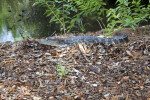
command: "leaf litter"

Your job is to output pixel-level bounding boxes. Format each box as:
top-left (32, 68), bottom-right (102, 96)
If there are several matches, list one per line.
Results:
top-left (0, 27), bottom-right (150, 100)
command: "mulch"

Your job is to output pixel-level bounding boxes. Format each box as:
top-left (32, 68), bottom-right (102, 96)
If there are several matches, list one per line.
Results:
top-left (0, 26), bottom-right (149, 100)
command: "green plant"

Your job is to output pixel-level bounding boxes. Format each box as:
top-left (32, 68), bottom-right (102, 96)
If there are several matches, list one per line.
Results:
top-left (73, 0), bottom-right (106, 16)
top-left (33, 0), bottom-right (106, 33)
top-left (33, 0), bottom-right (81, 33)
top-left (73, 0), bottom-right (106, 31)
top-left (33, 0), bottom-right (150, 35)
top-left (104, 0), bottom-right (150, 36)
top-left (56, 61), bottom-right (68, 78)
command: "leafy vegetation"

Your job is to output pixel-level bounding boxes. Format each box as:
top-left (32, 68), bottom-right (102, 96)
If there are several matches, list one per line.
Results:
top-left (33, 0), bottom-right (150, 35)
top-left (33, 0), bottom-right (106, 33)
top-left (105, 0), bottom-right (150, 35)
top-left (33, 0), bottom-right (79, 33)
top-left (56, 61), bottom-right (68, 78)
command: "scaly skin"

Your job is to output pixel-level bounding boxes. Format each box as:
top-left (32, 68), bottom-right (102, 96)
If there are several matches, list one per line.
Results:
top-left (38, 35), bottom-right (129, 46)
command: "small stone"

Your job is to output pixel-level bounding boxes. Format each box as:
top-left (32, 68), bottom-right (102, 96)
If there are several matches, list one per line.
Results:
top-left (104, 93), bottom-right (110, 98)
top-left (92, 84), bottom-right (98, 87)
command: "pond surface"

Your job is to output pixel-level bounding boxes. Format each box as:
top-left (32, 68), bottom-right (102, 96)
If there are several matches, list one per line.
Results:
top-left (0, 0), bottom-right (57, 42)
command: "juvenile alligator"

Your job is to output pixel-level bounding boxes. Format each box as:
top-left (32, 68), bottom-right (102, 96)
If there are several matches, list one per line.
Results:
top-left (38, 35), bottom-right (129, 47)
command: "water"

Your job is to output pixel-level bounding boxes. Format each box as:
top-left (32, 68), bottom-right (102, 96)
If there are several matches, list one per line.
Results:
top-left (0, 0), bottom-right (105, 43)
top-left (0, 0), bottom-right (56, 43)
top-left (0, 25), bottom-right (15, 42)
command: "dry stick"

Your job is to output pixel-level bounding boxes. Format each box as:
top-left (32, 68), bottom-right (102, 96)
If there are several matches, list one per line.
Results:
top-left (96, 19), bottom-right (106, 30)
top-left (100, 19), bottom-right (106, 29)
top-left (0, 43), bottom-right (5, 48)
top-left (51, 31), bottom-right (56, 36)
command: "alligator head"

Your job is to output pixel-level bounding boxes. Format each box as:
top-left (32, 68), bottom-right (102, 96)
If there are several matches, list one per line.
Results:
top-left (38, 37), bottom-right (65, 46)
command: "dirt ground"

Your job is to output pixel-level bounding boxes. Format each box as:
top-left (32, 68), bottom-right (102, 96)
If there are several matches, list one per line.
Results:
top-left (0, 26), bottom-right (149, 100)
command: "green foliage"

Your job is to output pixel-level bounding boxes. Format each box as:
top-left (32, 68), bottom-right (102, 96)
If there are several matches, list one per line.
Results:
top-left (33, 0), bottom-right (106, 33)
top-left (34, 0), bottom-right (80, 33)
top-left (73, 0), bottom-right (106, 31)
top-left (104, 0), bottom-right (150, 35)
top-left (33, 0), bottom-right (150, 35)
top-left (73, 0), bottom-right (106, 16)
top-left (56, 61), bottom-right (68, 78)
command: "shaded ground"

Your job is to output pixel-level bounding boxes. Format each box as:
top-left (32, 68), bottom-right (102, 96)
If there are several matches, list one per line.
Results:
top-left (0, 26), bottom-right (150, 100)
